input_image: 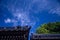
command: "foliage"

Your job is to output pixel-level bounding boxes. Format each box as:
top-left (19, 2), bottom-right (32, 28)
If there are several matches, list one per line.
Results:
top-left (36, 22), bottom-right (60, 34)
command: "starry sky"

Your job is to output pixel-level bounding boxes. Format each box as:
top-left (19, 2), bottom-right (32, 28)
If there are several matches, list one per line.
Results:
top-left (0, 0), bottom-right (60, 33)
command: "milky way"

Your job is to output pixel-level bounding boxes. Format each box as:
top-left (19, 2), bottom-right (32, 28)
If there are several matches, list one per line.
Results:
top-left (0, 0), bottom-right (60, 33)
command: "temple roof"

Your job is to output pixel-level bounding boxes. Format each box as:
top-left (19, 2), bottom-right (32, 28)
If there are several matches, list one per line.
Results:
top-left (0, 26), bottom-right (31, 31)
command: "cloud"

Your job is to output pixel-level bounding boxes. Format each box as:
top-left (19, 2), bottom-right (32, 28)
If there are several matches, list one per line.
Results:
top-left (4, 18), bottom-right (11, 23)
top-left (13, 12), bottom-right (35, 26)
top-left (49, 7), bottom-right (60, 15)
top-left (1, 0), bottom-right (60, 26)
top-left (4, 18), bottom-right (17, 23)
top-left (30, 0), bottom-right (60, 16)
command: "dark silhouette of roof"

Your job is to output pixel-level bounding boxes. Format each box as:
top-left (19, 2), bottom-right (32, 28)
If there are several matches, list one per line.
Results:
top-left (0, 26), bottom-right (31, 40)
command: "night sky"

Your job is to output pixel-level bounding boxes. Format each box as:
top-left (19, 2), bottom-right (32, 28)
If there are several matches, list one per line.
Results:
top-left (0, 0), bottom-right (60, 33)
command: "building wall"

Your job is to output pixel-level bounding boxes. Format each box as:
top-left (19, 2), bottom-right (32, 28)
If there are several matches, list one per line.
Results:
top-left (30, 34), bottom-right (60, 40)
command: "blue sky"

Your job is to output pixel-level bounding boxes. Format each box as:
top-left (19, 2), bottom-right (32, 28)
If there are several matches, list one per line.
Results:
top-left (0, 0), bottom-right (60, 33)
